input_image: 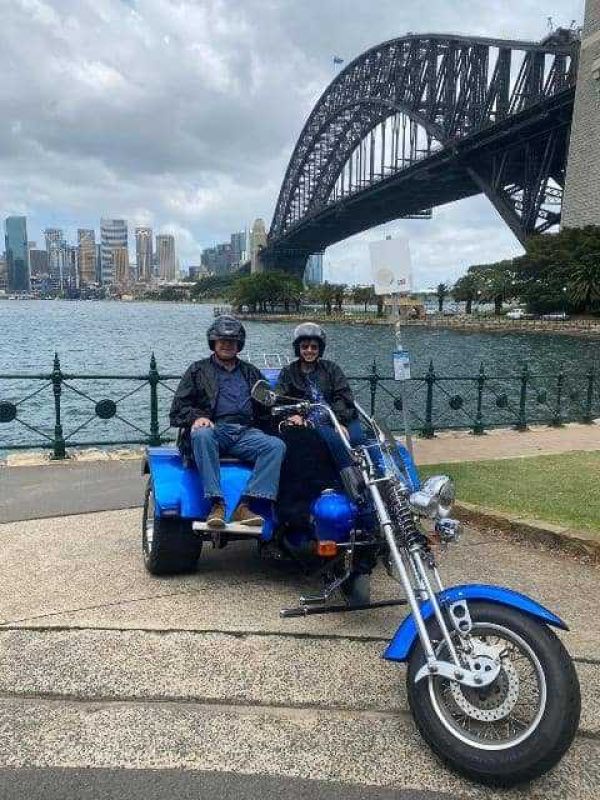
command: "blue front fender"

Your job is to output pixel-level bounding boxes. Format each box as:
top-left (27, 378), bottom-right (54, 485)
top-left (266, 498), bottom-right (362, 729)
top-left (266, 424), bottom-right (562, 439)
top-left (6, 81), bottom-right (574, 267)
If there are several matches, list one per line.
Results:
top-left (383, 583), bottom-right (568, 663)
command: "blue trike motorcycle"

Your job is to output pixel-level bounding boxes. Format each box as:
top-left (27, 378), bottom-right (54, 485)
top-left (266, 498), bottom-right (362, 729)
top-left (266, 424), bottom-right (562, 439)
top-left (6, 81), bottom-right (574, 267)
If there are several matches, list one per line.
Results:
top-left (142, 375), bottom-right (580, 787)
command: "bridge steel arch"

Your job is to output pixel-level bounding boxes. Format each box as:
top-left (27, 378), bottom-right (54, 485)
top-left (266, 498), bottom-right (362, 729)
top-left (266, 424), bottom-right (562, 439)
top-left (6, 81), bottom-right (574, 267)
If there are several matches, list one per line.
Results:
top-left (264, 32), bottom-right (579, 275)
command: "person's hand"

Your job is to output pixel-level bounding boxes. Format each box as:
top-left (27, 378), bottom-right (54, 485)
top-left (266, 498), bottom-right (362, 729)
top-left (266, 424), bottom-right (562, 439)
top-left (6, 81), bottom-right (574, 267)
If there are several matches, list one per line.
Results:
top-left (192, 417), bottom-right (214, 431)
top-left (288, 414), bottom-right (306, 426)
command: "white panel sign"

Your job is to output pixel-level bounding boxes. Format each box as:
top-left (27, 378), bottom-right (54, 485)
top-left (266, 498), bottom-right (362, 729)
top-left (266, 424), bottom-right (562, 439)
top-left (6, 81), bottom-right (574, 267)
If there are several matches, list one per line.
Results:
top-left (369, 238), bottom-right (412, 295)
top-left (393, 349), bottom-right (411, 381)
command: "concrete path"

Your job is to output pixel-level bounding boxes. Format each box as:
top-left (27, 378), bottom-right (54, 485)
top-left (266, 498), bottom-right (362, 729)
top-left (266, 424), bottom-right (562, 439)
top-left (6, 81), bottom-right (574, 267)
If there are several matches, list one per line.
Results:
top-left (2, 421), bottom-right (599, 524)
top-left (413, 420), bottom-right (600, 464)
top-left (0, 508), bottom-right (598, 798)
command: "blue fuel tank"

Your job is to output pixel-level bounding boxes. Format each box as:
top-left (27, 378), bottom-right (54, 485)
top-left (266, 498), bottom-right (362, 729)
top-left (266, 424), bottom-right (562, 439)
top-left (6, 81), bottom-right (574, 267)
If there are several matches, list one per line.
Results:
top-left (311, 489), bottom-right (357, 543)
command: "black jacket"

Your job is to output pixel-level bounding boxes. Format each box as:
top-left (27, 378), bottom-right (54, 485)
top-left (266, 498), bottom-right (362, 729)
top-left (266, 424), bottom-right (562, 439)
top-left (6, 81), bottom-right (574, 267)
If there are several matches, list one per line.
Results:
top-left (170, 357), bottom-right (269, 429)
top-left (274, 358), bottom-right (358, 425)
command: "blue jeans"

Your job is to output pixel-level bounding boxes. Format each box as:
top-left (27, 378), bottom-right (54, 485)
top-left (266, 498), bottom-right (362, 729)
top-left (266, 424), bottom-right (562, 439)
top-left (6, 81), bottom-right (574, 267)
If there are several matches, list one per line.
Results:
top-left (191, 423), bottom-right (286, 502)
top-left (314, 417), bottom-right (366, 470)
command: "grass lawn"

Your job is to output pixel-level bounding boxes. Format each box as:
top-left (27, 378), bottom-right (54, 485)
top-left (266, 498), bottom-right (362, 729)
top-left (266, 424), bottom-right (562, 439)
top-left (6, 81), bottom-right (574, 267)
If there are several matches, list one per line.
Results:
top-left (421, 452), bottom-right (600, 535)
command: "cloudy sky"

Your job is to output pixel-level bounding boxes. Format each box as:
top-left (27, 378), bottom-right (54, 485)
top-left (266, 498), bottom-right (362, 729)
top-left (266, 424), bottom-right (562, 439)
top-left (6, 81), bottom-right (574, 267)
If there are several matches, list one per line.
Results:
top-left (0, 0), bottom-right (585, 287)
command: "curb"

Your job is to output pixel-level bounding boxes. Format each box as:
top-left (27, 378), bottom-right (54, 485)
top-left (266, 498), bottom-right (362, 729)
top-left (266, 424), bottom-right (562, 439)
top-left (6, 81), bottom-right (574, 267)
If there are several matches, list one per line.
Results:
top-left (455, 501), bottom-right (600, 563)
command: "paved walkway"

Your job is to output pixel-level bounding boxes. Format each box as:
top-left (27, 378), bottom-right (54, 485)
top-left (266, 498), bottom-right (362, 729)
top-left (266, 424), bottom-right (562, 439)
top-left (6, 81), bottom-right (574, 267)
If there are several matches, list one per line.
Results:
top-left (413, 421), bottom-right (600, 464)
top-left (0, 507), bottom-right (597, 798)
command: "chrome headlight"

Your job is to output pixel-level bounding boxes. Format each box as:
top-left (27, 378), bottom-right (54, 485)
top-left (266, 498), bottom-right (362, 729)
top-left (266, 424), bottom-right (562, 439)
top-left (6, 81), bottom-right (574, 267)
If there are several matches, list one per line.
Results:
top-left (409, 475), bottom-right (455, 519)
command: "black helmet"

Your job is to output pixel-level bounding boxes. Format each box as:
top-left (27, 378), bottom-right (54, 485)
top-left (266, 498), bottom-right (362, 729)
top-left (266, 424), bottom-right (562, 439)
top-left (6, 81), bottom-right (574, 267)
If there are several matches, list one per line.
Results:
top-left (293, 322), bottom-right (326, 357)
top-left (207, 315), bottom-right (246, 352)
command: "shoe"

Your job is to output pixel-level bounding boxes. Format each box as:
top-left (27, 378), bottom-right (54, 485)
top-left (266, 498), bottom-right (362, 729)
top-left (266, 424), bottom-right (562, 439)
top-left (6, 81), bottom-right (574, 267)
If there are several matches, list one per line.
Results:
top-left (231, 502), bottom-right (264, 528)
top-left (206, 501), bottom-right (226, 529)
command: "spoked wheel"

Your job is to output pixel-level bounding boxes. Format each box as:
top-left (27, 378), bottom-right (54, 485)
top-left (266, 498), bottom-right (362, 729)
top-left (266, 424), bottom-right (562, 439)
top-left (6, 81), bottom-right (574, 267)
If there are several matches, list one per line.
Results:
top-left (407, 602), bottom-right (580, 786)
top-left (142, 480), bottom-right (202, 575)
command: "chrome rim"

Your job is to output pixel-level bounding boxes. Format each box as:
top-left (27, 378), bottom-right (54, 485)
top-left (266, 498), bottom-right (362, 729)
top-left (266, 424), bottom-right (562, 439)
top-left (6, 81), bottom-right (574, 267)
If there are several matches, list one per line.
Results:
top-left (144, 487), bottom-right (155, 553)
top-left (428, 622), bottom-right (547, 751)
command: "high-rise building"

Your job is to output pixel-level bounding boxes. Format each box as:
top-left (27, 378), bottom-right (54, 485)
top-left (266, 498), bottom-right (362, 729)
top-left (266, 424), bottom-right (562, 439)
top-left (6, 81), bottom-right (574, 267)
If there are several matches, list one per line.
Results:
top-left (249, 218), bottom-right (267, 274)
top-left (100, 218), bottom-right (128, 284)
top-left (5, 216), bottom-right (30, 291)
top-left (0, 254), bottom-right (7, 290)
top-left (135, 227), bottom-right (153, 282)
top-left (44, 228), bottom-right (65, 291)
top-left (29, 249), bottom-right (48, 277)
top-left (78, 229), bottom-right (96, 287)
top-left (63, 245), bottom-right (78, 292)
top-left (230, 231), bottom-right (246, 268)
top-left (304, 252), bottom-right (324, 285)
top-left (112, 246), bottom-right (130, 287)
top-left (156, 234), bottom-right (176, 281)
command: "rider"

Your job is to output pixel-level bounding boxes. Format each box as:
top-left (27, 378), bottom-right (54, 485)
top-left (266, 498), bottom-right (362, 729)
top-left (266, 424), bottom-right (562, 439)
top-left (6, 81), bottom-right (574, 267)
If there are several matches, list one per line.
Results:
top-left (169, 315), bottom-right (286, 530)
top-left (274, 322), bottom-right (365, 469)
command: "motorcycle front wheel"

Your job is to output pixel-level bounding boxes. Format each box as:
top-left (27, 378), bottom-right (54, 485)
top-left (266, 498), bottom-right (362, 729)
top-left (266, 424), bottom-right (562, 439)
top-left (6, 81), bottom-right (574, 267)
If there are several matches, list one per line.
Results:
top-left (406, 601), bottom-right (581, 787)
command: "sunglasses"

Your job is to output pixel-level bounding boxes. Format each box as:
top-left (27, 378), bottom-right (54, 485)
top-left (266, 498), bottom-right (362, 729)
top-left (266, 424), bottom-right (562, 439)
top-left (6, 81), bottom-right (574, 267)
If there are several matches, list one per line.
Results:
top-left (299, 343), bottom-right (319, 351)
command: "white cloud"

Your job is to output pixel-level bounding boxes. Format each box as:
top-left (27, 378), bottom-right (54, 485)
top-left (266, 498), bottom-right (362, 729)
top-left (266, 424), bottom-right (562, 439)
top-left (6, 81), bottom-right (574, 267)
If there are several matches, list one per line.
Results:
top-left (0, 0), bottom-right (585, 271)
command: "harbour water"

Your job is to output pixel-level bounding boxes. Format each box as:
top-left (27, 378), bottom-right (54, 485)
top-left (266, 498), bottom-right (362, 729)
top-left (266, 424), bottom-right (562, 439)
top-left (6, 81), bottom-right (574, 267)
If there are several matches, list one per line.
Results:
top-left (2, 300), bottom-right (599, 375)
top-left (0, 300), bottom-right (598, 452)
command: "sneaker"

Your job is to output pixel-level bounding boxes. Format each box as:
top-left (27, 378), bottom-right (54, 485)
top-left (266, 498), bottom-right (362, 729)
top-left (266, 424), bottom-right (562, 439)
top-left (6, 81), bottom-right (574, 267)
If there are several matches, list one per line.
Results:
top-left (231, 502), bottom-right (264, 528)
top-left (206, 501), bottom-right (226, 529)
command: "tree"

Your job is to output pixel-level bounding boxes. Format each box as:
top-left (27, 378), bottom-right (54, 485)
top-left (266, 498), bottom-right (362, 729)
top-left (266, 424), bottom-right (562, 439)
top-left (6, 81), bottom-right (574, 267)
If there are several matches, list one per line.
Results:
top-left (436, 283), bottom-right (448, 313)
top-left (452, 273), bottom-right (480, 314)
top-left (332, 283), bottom-right (347, 312)
top-left (476, 261), bottom-right (517, 315)
top-left (513, 226), bottom-right (600, 315)
top-left (567, 255), bottom-right (600, 313)
top-left (352, 285), bottom-right (372, 312)
top-left (314, 282), bottom-right (337, 315)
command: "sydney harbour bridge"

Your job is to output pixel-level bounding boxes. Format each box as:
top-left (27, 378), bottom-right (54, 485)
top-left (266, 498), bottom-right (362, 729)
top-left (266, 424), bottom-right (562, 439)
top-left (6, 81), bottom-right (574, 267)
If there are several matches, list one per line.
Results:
top-left (260, 29), bottom-right (580, 277)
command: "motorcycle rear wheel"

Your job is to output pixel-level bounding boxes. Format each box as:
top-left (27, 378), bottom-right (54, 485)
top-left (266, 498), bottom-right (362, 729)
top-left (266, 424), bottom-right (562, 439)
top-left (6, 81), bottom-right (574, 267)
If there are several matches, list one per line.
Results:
top-left (406, 601), bottom-right (580, 787)
top-left (142, 479), bottom-right (202, 575)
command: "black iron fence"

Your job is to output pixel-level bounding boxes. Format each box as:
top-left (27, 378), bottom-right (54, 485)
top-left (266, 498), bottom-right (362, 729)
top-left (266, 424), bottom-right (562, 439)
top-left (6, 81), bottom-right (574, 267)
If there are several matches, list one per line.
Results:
top-left (0, 355), bottom-right (598, 459)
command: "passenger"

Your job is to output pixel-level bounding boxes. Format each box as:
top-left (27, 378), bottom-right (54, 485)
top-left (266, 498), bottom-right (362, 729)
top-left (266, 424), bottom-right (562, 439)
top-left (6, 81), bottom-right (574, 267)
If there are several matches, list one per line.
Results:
top-left (169, 315), bottom-right (286, 530)
top-left (275, 323), bottom-right (366, 469)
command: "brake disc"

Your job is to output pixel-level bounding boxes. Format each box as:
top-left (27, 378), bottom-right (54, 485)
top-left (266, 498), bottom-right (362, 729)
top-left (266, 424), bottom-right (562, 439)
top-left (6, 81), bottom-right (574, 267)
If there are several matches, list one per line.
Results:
top-left (449, 659), bottom-right (520, 722)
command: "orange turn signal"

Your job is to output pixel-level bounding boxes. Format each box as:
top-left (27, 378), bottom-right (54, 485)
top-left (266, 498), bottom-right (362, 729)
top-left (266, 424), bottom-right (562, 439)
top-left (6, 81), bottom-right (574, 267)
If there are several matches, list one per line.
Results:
top-left (315, 540), bottom-right (338, 557)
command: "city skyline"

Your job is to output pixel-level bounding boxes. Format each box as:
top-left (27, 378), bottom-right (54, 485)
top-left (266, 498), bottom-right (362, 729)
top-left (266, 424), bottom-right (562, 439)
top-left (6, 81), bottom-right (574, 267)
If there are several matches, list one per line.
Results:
top-left (0, 1), bottom-right (585, 287)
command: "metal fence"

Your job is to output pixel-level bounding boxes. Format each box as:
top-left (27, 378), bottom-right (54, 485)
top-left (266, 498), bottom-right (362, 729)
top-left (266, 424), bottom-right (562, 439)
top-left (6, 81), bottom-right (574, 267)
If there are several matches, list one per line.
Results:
top-left (0, 355), bottom-right (598, 459)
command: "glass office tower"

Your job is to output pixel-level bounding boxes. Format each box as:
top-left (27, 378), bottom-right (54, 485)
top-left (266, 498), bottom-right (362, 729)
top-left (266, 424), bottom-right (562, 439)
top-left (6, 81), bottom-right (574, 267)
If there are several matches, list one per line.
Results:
top-left (4, 216), bottom-right (30, 291)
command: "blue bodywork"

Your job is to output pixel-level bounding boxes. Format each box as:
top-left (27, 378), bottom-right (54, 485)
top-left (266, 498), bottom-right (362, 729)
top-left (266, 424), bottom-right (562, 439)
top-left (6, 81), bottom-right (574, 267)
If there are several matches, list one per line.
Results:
top-left (383, 583), bottom-right (568, 662)
top-left (145, 364), bottom-right (421, 546)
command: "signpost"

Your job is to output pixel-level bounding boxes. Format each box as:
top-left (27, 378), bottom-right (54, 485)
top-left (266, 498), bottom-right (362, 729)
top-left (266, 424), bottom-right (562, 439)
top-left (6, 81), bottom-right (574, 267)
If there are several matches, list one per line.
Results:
top-left (369, 237), bottom-right (414, 456)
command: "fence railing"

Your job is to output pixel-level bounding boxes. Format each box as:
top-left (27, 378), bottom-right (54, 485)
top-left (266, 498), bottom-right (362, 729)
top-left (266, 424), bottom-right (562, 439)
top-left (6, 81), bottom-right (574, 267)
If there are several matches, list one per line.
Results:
top-left (0, 355), bottom-right (598, 459)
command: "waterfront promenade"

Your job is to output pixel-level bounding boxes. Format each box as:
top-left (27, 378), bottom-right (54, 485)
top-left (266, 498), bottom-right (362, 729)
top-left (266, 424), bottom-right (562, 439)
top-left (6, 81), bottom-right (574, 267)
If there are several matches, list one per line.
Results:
top-left (0, 425), bottom-right (599, 798)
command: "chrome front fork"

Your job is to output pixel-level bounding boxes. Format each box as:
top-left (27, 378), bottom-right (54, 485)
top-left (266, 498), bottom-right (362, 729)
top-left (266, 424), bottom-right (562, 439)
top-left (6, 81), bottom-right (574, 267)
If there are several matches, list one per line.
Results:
top-left (368, 480), bottom-right (500, 688)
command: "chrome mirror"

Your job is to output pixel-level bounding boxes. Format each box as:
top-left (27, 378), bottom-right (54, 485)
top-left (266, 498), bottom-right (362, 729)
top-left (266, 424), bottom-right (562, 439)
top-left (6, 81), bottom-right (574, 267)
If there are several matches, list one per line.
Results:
top-left (251, 379), bottom-right (277, 407)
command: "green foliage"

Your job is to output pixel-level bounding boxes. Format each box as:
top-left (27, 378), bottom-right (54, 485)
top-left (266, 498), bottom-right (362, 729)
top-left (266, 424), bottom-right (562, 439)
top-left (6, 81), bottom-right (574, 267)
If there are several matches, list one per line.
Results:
top-left (452, 272), bottom-right (481, 314)
top-left (436, 283), bottom-right (448, 312)
top-left (514, 226), bottom-right (600, 314)
top-left (229, 271), bottom-right (304, 313)
top-left (189, 273), bottom-right (238, 300)
top-left (352, 285), bottom-right (376, 312)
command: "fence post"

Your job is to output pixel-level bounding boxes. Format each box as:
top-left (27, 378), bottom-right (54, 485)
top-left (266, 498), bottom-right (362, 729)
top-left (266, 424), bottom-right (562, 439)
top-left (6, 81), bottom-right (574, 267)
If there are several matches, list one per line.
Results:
top-left (473, 362), bottom-right (485, 435)
top-left (552, 369), bottom-right (564, 427)
top-left (423, 360), bottom-right (435, 438)
top-left (583, 366), bottom-right (595, 424)
top-left (516, 363), bottom-right (529, 431)
top-left (50, 352), bottom-right (66, 460)
top-left (149, 353), bottom-right (161, 446)
top-left (368, 359), bottom-right (378, 417)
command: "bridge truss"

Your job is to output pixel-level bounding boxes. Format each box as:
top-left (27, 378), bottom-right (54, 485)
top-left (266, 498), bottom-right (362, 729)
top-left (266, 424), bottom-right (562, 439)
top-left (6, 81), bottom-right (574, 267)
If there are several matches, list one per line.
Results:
top-left (265, 31), bottom-right (579, 273)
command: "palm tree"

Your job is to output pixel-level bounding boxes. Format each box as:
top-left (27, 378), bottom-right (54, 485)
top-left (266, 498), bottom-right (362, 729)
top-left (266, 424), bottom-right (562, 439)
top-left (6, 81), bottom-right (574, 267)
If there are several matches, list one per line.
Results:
top-left (436, 283), bottom-right (448, 313)
top-left (567, 255), bottom-right (600, 313)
